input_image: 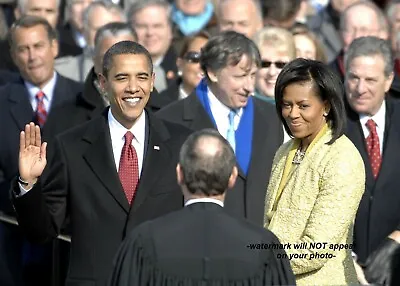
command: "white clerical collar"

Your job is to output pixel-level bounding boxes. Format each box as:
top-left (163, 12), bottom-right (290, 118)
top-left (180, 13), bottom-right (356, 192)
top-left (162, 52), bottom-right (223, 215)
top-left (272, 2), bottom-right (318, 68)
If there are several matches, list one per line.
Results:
top-left (185, 198), bottom-right (224, 207)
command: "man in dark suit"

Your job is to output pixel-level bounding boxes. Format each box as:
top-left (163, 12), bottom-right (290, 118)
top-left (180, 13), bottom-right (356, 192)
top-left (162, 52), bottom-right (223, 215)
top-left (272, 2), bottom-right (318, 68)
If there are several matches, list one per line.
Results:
top-left (0, 15), bottom-right (83, 286)
top-left (344, 36), bottom-right (400, 285)
top-left (11, 40), bottom-right (191, 286)
top-left (54, 22), bottom-right (173, 132)
top-left (108, 129), bottom-right (295, 286)
top-left (157, 31), bottom-right (284, 226)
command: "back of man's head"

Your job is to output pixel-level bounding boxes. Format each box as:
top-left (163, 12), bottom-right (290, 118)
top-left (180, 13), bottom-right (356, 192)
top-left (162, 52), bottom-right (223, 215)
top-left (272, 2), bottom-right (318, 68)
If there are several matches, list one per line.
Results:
top-left (178, 129), bottom-right (237, 197)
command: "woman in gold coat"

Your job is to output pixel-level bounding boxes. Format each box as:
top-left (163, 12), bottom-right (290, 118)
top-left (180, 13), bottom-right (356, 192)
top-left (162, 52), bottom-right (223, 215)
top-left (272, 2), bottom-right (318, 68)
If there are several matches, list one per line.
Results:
top-left (264, 58), bottom-right (365, 285)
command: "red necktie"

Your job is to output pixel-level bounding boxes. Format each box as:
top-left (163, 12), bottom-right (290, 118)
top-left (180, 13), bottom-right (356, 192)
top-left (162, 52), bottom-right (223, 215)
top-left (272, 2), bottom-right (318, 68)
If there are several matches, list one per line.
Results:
top-left (365, 119), bottom-right (382, 179)
top-left (118, 131), bottom-right (139, 204)
top-left (35, 91), bottom-right (47, 127)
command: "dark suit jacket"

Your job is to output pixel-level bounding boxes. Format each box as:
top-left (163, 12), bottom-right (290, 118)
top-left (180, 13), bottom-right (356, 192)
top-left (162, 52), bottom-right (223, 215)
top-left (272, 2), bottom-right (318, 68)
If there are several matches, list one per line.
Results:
top-left (0, 74), bottom-right (83, 213)
top-left (307, 3), bottom-right (342, 63)
top-left (109, 202), bottom-right (296, 286)
top-left (160, 46), bottom-right (178, 87)
top-left (49, 68), bottom-right (175, 132)
top-left (11, 109), bottom-right (192, 286)
top-left (345, 97), bottom-right (400, 263)
top-left (156, 93), bottom-right (283, 226)
top-left (159, 79), bottom-right (180, 102)
top-left (57, 23), bottom-right (84, 57)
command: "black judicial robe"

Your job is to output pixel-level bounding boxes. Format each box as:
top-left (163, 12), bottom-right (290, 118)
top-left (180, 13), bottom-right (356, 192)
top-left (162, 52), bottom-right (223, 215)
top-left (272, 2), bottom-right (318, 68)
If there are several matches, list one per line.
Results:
top-left (108, 202), bottom-right (295, 286)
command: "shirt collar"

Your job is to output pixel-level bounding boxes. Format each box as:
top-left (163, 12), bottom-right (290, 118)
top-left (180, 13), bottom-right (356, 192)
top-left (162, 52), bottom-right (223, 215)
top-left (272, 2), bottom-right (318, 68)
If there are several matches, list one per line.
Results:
top-left (24, 71), bottom-right (57, 102)
top-left (178, 84), bottom-right (189, 100)
top-left (108, 108), bottom-right (146, 147)
top-left (153, 55), bottom-right (164, 67)
top-left (207, 86), bottom-right (243, 118)
top-left (359, 100), bottom-right (386, 129)
top-left (185, 198), bottom-right (224, 207)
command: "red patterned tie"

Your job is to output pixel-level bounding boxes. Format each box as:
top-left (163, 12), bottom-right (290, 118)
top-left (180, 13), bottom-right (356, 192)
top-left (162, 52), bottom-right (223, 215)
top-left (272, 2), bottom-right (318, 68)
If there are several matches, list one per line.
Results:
top-left (365, 119), bottom-right (382, 179)
top-left (118, 131), bottom-right (139, 204)
top-left (35, 91), bottom-right (47, 127)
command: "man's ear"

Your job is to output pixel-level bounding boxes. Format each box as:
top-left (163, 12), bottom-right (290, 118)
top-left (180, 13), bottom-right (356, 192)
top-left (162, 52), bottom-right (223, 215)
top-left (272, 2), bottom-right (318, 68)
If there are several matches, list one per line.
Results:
top-left (98, 73), bottom-right (107, 91)
top-left (14, 7), bottom-right (21, 20)
top-left (227, 166), bottom-right (238, 189)
top-left (206, 69), bottom-right (218, 83)
top-left (150, 72), bottom-right (155, 92)
top-left (176, 164), bottom-right (184, 186)
top-left (51, 39), bottom-right (59, 59)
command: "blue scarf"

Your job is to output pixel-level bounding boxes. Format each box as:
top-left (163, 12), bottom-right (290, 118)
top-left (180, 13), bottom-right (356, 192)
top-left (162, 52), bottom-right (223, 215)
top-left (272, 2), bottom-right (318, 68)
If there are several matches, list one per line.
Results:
top-left (172, 2), bottom-right (214, 36)
top-left (195, 79), bottom-right (254, 175)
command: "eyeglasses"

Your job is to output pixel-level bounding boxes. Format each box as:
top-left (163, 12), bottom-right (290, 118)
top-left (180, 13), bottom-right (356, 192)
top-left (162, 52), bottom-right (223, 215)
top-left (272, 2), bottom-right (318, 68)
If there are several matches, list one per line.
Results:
top-left (261, 61), bottom-right (287, 69)
top-left (183, 51), bottom-right (201, 63)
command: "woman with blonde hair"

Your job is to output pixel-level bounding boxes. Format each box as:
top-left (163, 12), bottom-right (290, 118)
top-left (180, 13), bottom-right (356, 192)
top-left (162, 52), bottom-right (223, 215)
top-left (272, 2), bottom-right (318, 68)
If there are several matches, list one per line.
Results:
top-left (291, 23), bottom-right (327, 63)
top-left (253, 26), bottom-right (296, 104)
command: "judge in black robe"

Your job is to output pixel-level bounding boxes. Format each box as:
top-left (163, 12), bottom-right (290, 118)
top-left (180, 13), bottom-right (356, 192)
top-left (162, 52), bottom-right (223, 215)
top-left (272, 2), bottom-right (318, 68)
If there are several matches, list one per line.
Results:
top-left (108, 129), bottom-right (295, 286)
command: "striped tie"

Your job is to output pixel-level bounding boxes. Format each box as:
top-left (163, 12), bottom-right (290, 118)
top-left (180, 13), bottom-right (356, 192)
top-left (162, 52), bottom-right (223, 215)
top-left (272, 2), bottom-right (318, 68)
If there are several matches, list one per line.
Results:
top-left (35, 91), bottom-right (47, 127)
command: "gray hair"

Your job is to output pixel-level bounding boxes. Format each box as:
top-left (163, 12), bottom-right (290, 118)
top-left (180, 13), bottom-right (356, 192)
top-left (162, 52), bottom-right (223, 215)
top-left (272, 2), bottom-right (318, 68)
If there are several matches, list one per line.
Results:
top-left (200, 30), bottom-right (261, 81)
top-left (127, 0), bottom-right (171, 25)
top-left (17, 0), bottom-right (61, 13)
top-left (345, 36), bottom-right (393, 77)
top-left (216, 0), bottom-right (263, 23)
top-left (82, 0), bottom-right (126, 33)
top-left (340, 0), bottom-right (389, 35)
top-left (386, 1), bottom-right (400, 24)
top-left (94, 22), bottom-right (137, 57)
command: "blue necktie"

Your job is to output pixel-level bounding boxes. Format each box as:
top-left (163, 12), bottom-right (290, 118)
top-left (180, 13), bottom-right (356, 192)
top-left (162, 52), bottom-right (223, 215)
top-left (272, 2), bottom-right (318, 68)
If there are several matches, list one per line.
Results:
top-left (227, 110), bottom-right (236, 152)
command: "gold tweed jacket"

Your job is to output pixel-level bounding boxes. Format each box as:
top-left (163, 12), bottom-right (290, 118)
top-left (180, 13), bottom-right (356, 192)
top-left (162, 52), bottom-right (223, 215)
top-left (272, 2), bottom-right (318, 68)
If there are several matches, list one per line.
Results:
top-left (264, 128), bottom-right (365, 286)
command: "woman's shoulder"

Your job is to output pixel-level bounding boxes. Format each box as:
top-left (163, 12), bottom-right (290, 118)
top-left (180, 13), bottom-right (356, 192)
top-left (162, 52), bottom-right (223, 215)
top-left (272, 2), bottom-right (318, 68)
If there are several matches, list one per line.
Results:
top-left (322, 134), bottom-right (365, 172)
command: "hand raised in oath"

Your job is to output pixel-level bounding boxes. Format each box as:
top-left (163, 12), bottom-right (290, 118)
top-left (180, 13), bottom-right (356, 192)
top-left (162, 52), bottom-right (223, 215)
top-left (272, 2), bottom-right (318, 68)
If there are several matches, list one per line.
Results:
top-left (19, 122), bottom-right (47, 188)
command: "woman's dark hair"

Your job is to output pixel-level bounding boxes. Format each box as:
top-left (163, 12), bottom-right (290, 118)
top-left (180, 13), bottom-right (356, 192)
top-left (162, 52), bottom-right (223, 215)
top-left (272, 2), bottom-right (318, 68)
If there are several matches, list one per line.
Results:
top-left (178, 30), bottom-right (210, 58)
top-left (275, 58), bottom-right (346, 144)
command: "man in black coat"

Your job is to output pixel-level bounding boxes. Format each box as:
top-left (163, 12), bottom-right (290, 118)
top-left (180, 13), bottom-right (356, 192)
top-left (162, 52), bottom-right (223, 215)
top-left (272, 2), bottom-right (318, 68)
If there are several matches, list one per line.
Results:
top-left (0, 15), bottom-right (83, 286)
top-left (157, 31), bottom-right (283, 226)
top-left (109, 129), bottom-right (295, 286)
top-left (11, 40), bottom-right (192, 286)
top-left (344, 36), bottom-right (400, 285)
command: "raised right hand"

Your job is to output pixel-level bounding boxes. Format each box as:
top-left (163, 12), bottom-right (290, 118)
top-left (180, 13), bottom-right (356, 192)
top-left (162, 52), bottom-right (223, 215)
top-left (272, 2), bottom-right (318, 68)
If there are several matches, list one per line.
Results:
top-left (19, 122), bottom-right (47, 187)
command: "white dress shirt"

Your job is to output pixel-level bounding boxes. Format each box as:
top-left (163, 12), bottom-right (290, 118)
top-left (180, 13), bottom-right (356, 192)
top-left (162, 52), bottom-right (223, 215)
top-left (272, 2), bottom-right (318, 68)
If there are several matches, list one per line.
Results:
top-left (185, 198), bottom-right (224, 207)
top-left (359, 101), bottom-right (386, 155)
top-left (108, 109), bottom-right (146, 177)
top-left (24, 72), bottom-right (57, 113)
top-left (178, 85), bottom-right (190, 100)
top-left (207, 87), bottom-right (243, 140)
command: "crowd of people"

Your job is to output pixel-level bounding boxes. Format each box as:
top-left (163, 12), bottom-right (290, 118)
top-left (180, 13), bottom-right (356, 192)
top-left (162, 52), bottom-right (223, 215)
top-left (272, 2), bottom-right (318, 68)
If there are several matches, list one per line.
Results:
top-left (1, 0), bottom-right (400, 285)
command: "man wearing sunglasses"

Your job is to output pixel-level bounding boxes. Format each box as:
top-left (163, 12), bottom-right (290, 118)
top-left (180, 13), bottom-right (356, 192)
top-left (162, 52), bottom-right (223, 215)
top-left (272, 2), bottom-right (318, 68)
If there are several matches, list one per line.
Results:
top-left (157, 31), bottom-right (284, 226)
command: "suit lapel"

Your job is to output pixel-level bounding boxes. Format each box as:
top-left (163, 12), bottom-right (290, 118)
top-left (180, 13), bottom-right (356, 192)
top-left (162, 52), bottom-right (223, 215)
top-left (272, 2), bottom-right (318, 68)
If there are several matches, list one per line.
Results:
top-left (319, 12), bottom-right (342, 55)
top-left (82, 113), bottom-right (130, 213)
top-left (346, 113), bottom-right (375, 191)
top-left (8, 83), bottom-right (35, 130)
top-left (375, 99), bottom-right (399, 187)
top-left (46, 74), bottom-right (76, 121)
top-left (183, 93), bottom-right (215, 130)
top-left (130, 111), bottom-right (172, 213)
